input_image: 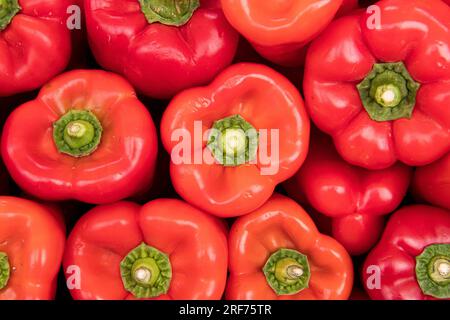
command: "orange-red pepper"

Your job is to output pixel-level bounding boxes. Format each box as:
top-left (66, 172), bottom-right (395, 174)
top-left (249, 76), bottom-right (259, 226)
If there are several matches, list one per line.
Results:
top-left (221, 0), bottom-right (358, 66)
top-left (161, 63), bottom-right (309, 217)
top-left (226, 194), bottom-right (353, 300)
top-left (0, 197), bottom-right (65, 300)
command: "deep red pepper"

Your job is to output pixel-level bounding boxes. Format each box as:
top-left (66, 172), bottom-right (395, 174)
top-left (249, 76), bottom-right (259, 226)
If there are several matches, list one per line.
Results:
top-left (284, 130), bottom-right (411, 255)
top-left (84, 0), bottom-right (239, 99)
top-left (304, 0), bottom-right (450, 169)
top-left (362, 205), bottom-right (450, 300)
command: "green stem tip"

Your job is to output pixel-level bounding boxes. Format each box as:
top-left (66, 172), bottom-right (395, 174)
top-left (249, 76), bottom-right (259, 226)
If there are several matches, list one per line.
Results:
top-left (120, 243), bottom-right (172, 299)
top-left (263, 248), bottom-right (311, 296)
top-left (53, 110), bottom-right (103, 158)
top-left (0, 252), bottom-right (10, 290)
top-left (357, 62), bottom-right (420, 122)
top-left (139, 0), bottom-right (200, 26)
top-left (0, 0), bottom-right (20, 31)
top-left (416, 243), bottom-right (450, 299)
top-left (207, 114), bottom-right (258, 167)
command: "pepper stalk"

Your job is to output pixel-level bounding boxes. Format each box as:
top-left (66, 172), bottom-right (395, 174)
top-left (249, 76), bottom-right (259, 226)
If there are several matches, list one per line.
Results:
top-left (120, 243), bottom-right (172, 298)
top-left (357, 62), bottom-right (420, 122)
top-left (138, 0), bottom-right (200, 27)
top-left (53, 110), bottom-right (103, 158)
top-left (207, 114), bottom-right (258, 167)
top-left (0, 0), bottom-right (20, 31)
top-left (263, 248), bottom-right (311, 296)
top-left (416, 244), bottom-right (450, 299)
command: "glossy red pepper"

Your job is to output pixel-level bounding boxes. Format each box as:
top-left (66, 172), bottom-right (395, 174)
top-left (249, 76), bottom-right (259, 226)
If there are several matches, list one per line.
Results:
top-left (1, 70), bottom-right (158, 204)
top-left (161, 63), bottom-right (310, 217)
top-left (362, 205), bottom-right (450, 300)
top-left (84, 0), bottom-right (239, 99)
top-left (226, 194), bottom-right (353, 300)
top-left (412, 153), bottom-right (450, 210)
top-left (0, 196), bottom-right (65, 300)
top-left (304, 0), bottom-right (450, 169)
top-left (0, 0), bottom-right (72, 96)
top-left (284, 130), bottom-right (411, 255)
top-left (64, 199), bottom-right (228, 300)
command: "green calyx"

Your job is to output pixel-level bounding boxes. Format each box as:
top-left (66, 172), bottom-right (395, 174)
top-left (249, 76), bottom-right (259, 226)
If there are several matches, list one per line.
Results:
top-left (357, 62), bottom-right (420, 121)
top-left (416, 244), bottom-right (450, 299)
top-left (53, 110), bottom-right (103, 158)
top-left (120, 243), bottom-right (172, 299)
top-left (207, 114), bottom-right (258, 167)
top-left (263, 249), bottom-right (311, 296)
top-left (0, 252), bottom-right (10, 290)
top-left (138, 0), bottom-right (200, 27)
top-left (0, 0), bottom-right (20, 31)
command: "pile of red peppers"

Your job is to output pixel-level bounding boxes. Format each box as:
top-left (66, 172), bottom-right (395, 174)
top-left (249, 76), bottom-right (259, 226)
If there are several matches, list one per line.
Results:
top-left (0, 0), bottom-right (448, 301)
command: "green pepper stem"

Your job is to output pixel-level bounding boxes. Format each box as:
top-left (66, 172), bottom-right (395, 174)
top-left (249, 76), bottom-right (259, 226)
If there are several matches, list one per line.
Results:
top-left (416, 244), bottom-right (450, 299)
top-left (53, 110), bottom-right (103, 158)
top-left (357, 62), bottom-right (420, 121)
top-left (207, 114), bottom-right (258, 167)
top-left (0, 252), bottom-right (10, 290)
top-left (0, 0), bottom-right (20, 31)
top-left (120, 243), bottom-right (172, 299)
top-left (263, 249), bottom-right (311, 296)
top-left (138, 0), bottom-right (200, 26)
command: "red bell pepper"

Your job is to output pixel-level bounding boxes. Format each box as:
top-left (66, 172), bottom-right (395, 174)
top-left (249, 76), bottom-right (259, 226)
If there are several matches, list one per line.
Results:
top-left (304, 0), bottom-right (450, 169)
top-left (161, 63), bottom-right (310, 217)
top-left (64, 199), bottom-right (228, 300)
top-left (362, 205), bottom-right (450, 300)
top-left (226, 194), bottom-right (353, 300)
top-left (0, 0), bottom-right (72, 96)
top-left (284, 130), bottom-right (412, 255)
top-left (221, 0), bottom-right (358, 67)
top-left (412, 153), bottom-right (450, 210)
top-left (84, 0), bottom-right (239, 99)
top-left (1, 70), bottom-right (158, 204)
top-left (0, 196), bottom-right (65, 300)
